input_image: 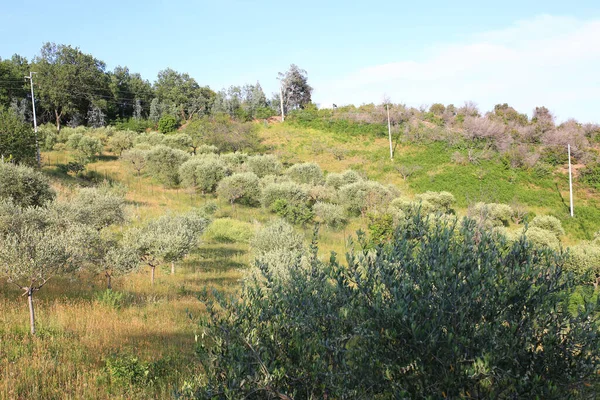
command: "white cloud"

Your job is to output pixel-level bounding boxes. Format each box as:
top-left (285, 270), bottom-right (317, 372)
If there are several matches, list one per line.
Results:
top-left (315, 15), bottom-right (600, 123)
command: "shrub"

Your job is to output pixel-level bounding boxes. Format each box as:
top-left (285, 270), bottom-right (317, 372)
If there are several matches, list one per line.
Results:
top-left (261, 181), bottom-right (309, 210)
top-left (271, 199), bottom-right (314, 225)
top-left (306, 184), bottom-right (338, 203)
top-left (204, 218), bottom-right (254, 243)
top-left (415, 191), bottom-right (455, 213)
top-left (196, 144), bottom-right (219, 155)
top-left (530, 215), bottom-right (565, 238)
top-left (0, 163), bottom-right (55, 207)
top-left (220, 152), bottom-right (248, 169)
top-left (339, 180), bottom-right (396, 216)
top-left (161, 133), bottom-right (192, 151)
top-left (578, 164), bottom-right (600, 190)
top-left (326, 170), bottom-right (363, 189)
top-left (121, 148), bottom-right (148, 176)
top-left (196, 213), bottom-right (600, 399)
top-left (246, 154), bottom-right (282, 178)
top-left (251, 219), bottom-right (304, 256)
top-left (367, 212), bottom-right (396, 243)
top-left (108, 130), bottom-right (135, 155)
top-left (286, 162), bottom-right (324, 185)
top-left (519, 226), bottom-right (560, 249)
top-left (157, 114), bottom-right (178, 133)
top-left (135, 132), bottom-right (164, 146)
top-left (0, 108), bottom-right (37, 164)
top-left (179, 155), bottom-right (229, 193)
top-left (471, 202), bottom-right (514, 227)
top-left (216, 172), bottom-right (260, 206)
top-left (566, 242), bottom-right (600, 288)
top-left (540, 146), bottom-right (569, 166)
top-left (57, 187), bottom-right (127, 230)
top-left (145, 145), bottom-right (190, 187)
top-left (390, 197), bottom-right (435, 215)
top-left (313, 202), bottom-right (347, 229)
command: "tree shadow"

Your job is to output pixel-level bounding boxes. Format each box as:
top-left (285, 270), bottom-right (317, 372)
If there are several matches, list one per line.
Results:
top-left (554, 182), bottom-right (570, 212)
top-left (97, 154), bottom-right (119, 162)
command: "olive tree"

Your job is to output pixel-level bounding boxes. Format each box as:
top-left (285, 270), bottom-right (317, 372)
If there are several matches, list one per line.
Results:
top-left (178, 155), bottom-right (229, 194)
top-left (121, 148), bottom-right (148, 176)
top-left (55, 187), bottom-right (127, 230)
top-left (0, 220), bottom-right (95, 335)
top-left (216, 172), bottom-right (261, 206)
top-left (193, 214), bottom-right (600, 398)
top-left (0, 162), bottom-right (55, 207)
top-left (108, 130), bottom-right (135, 155)
top-left (145, 145), bottom-right (190, 187)
top-left (285, 162), bottom-right (324, 185)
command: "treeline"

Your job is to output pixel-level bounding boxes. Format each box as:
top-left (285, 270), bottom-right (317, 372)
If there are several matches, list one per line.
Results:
top-left (0, 43), bottom-right (313, 131)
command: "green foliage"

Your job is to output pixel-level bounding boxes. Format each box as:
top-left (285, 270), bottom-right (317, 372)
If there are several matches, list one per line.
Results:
top-left (107, 130), bottom-right (135, 155)
top-left (157, 114), bottom-right (179, 133)
top-left (540, 146), bottom-right (569, 166)
top-left (246, 154), bottom-right (282, 178)
top-left (204, 218), bottom-right (254, 244)
top-left (285, 162), bottom-right (324, 185)
top-left (530, 215), bottom-right (565, 238)
top-left (367, 212), bottom-right (395, 243)
top-left (261, 181), bottom-right (309, 210)
top-left (67, 134), bottom-right (103, 162)
top-left (339, 180), bottom-right (397, 216)
top-left (250, 219), bottom-right (306, 277)
top-left (415, 191), bottom-right (456, 213)
top-left (178, 155), bottom-right (229, 193)
top-left (105, 354), bottom-right (173, 386)
top-left (95, 289), bottom-right (129, 310)
top-left (0, 107), bottom-right (37, 164)
top-left (56, 187), bottom-right (127, 230)
top-left (312, 202), bottom-right (347, 229)
top-left (216, 172), bottom-right (260, 206)
top-left (121, 148), bottom-right (148, 175)
top-left (325, 169), bottom-right (363, 189)
top-left (578, 163), bottom-right (600, 190)
top-left (161, 133), bottom-right (192, 151)
top-left (195, 214), bottom-right (600, 398)
top-left (196, 144), bottom-right (219, 154)
top-left (471, 202), bottom-right (514, 227)
top-left (519, 226), bottom-right (560, 249)
top-left (565, 242), bottom-right (600, 287)
top-left (271, 199), bottom-right (314, 225)
top-left (0, 162), bottom-right (55, 207)
top-left (145, 145), bottom-right (190, 187)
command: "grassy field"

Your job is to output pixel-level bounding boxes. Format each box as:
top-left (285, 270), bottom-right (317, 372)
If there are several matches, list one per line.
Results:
top-left (1, 121), bottom-right (599, 398)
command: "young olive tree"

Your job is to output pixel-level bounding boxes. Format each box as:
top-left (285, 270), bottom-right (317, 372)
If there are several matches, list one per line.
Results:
top-left (145, 145), bottom-right (190, 187)
top-left (121, 148), bottom-right (148, 176)
top-left (0, 221), bottom-right (95, 335)
top-left (0, 162), bottom-right (55, 207)
top-left (55, 187), bottom-right (127, 230)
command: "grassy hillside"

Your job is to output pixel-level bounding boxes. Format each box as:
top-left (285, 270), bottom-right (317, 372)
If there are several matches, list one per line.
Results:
top-left (1, 117), bottom-right (599, 398)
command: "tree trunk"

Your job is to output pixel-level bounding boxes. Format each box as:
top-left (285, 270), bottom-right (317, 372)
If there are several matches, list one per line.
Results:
top-left (106, 272), bottom-right (112, 290)
top-left (151, 265), bottom-right (155, 285)
top-left (171, 262), bottom-right (175, 275)
top-left (594, 276), bottom-right (599, 291)
top-left (27, 288), bottom-right (36, 335)
top-left (54, 109), bottom-right (62, 132)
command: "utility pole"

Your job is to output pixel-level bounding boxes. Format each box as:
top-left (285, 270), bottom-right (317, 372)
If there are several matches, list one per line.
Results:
top-left (568, 144), bottom-right (574, 217)
top-left (25, 72), bottom-right (40, 167)
top-left (279, 84), bottom-right (285, 122)
top-left (387, 104), bottom-right (393, 160)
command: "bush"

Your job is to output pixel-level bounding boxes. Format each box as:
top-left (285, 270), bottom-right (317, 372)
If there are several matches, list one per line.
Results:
top-left (161, 133), bottom-right (192, 151)
top-left (271, 199), bottom-right (314, 225)
top-left (306, 184), bottom-right (338, 204)
top-left (157, 114), bottom-right (179, 133)
top-left (0, 162), bottom-right (55, 207)
top-left (339, 180), bottom-right (396, 216)
top-left (578, 164), bottom-right (600, 190)
top-left (178, 155), bottom-right (229, 193)
top-left (57, 187), bottom-right (127, 230)
top-left (0, 108), bottom-right (37, 164)
top-left (285, 162), bottom-right (324, 185)
top-left (566, 242), bottom-right (600, 288)
top-left (216, 172), bottom-right (260, 206)
top-left (195, 213), bottom-right (600, 399)
top-left (250, 219), bottom-right (306, 272)
top-left (415, 191), bottom-right (455, 213)
top-left (261, 181), bottom-right (309, 210)
top-left (471, 202), bottom-right (514, 227)
top-left (519, 226), bottom-right (560, 249)
top-left (108, 130), bottom-right (135, 155)
top-left (121, 148), bottom-right (148, 176)
top-left (325, 170), bottom-right (363, 189)
top-left (220, 152), bottom-right (248, 169)
top-left (246, 154), bottom-right (282, 178)
top-left (312, 202), bottom-right (347, 229)
top-left (135, 132), bottom-right (164, 147)
top-left (145, 145), bottom-right (190, 187)
top-left (196, 144), bottom-right (219, 155)
top-left (204, 218), bottom-right (254, 243)
top-left (530, 215), bottom-right (565, 238)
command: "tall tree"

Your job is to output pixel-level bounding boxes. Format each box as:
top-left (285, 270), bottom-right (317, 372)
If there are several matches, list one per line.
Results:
top-left (278, 64), bottom-right (313, 114)
top-left (0, 56), bottom-right (28, 109)
top-left (154, 68), bottom-right (215, 121)
top-left (108, 66), bottom-right (154, 120)
top-left (34, 43), bottom-right (110, 131)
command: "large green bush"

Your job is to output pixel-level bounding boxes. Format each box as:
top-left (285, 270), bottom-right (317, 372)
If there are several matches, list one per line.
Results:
top-left (0, 162), bottom-right (55, 207)
top-left (285, 162), bottom-right (324, 185)
top-left (566, 242), bottom-right (600, 288)
top-left (325, 169), bottom-right (363, 189)
top-left (161, 133), bottom-right (192, 151)
top-left (339, 180), bottom-right (397, 216)
top-left (530, 215), bottom-right (565, 238)
top-left (261, 181), bottom-right (309, 210)
top-left (178, 155), bottom-right (229, 193)
top-left (194, 214), bottom-right (600, 398)
top-left (216, 172), bottom-right (260, 206)
top-left (145, 145), bottom-right (190, 187)
top-left (471, 202), bottom-right (514, 227)
top-left (415, 191), bottom-right (456, 213)
top-left (0, 108), bottom-right (37, 164)
top-left (157, 114), bottom-right (179, 133)
top-left (246, 154), bottom-right (282, 178)
top-left (312, 202), bottom-right (347, 229)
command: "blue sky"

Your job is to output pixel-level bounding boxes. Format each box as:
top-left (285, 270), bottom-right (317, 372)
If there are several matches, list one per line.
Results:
top-left (1, 0), bottom-right (599, 122)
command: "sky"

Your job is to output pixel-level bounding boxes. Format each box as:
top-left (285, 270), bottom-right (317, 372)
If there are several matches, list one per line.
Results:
top-left (1, 0), bottom-right (599, 122)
